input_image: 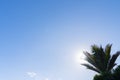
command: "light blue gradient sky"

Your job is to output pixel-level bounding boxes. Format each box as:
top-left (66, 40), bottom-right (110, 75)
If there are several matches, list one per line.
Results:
top-left (0, 0), bottom-right (120, 80)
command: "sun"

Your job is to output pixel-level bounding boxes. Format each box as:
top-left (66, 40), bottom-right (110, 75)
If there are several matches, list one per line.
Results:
top-left (75, 50), bottom-right (86, 64)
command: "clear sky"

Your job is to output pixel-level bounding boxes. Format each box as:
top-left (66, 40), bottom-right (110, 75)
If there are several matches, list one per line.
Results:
top-left (0, 0), bottom-right (120, 80)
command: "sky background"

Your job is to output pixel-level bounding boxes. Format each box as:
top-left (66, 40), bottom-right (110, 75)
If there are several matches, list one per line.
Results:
top-left (0, 0), bottom-right (120, 80)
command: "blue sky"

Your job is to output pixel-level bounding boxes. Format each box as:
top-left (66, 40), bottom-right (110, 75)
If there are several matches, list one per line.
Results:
top-left (0, 0), bottom-right (120, 80)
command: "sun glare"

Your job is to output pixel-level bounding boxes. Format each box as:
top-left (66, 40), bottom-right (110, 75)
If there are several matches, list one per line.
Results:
top-left (75, 50), bottom-right (86, 64)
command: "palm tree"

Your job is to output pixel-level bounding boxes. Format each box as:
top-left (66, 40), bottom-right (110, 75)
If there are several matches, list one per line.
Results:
top-left (81, 44), bottom-right (120, 74)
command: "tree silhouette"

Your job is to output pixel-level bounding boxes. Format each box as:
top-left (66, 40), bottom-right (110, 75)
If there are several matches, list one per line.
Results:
top-left (81, 44), bottom-right (120, 80)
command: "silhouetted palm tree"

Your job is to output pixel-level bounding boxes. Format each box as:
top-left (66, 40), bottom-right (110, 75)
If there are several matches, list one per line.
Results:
top-left (82, 44), bottom-right (120, 74)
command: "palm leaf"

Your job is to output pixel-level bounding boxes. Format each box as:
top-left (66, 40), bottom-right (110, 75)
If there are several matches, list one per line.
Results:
top-left (81, 64), bottom-right (100, 73)
top-left (91, 45), bottom-right (99, 53)
top-left (83, 51), bottom-right (99, 69)
top-left (105, 44), bottom-right (112, 62)
top-left (105, 44), bottom-right (112, 71)
top-left (108, 51), bottom-right (120, 71)
top-left (92, 45), bottom-right (106, 71)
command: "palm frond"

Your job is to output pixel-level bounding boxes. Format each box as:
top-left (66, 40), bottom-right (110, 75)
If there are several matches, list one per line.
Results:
top-left (83, 51), bottom-right (99, 69)
top-left (105, 44), bottom-right (112, 71)
top-left (105, 44), bottom-right (112, 58)
top-left (81, 63), bottom-right (100, 73)
top-left (91, 45), bottom-right (99, 53)
top-left (92, 45), bottom-right (106, 71)
top-left (105, 44), bottom-right (112, 61)
top-left (108, 51), bottom-right (120, 71)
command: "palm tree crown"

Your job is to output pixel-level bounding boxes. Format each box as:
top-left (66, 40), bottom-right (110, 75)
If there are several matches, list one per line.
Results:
top-left (82, 44), bottom-right (120, 74)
